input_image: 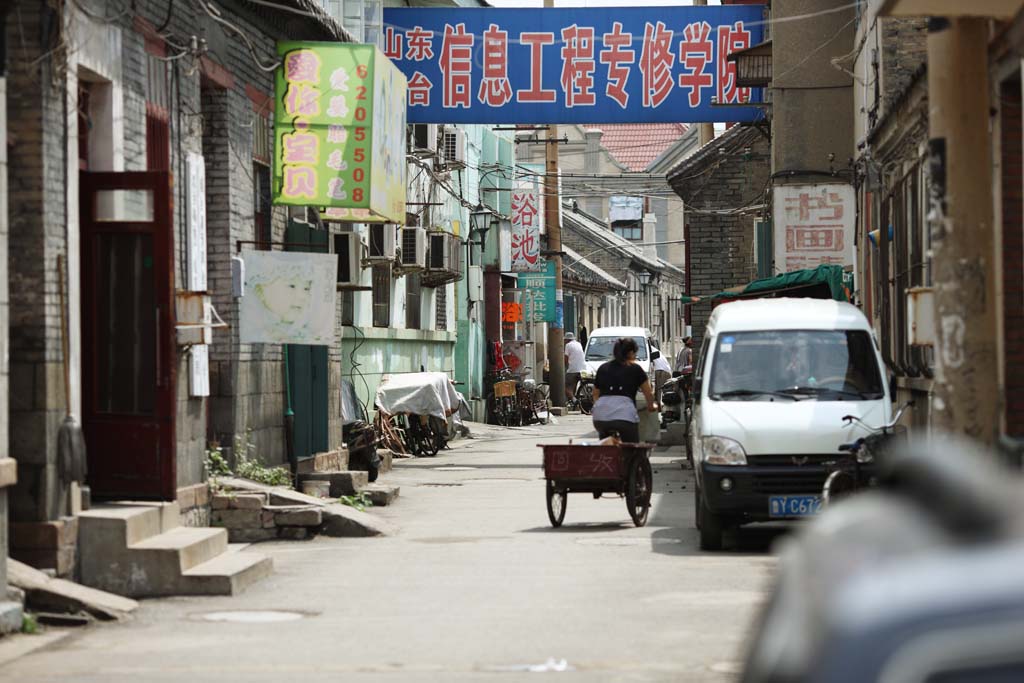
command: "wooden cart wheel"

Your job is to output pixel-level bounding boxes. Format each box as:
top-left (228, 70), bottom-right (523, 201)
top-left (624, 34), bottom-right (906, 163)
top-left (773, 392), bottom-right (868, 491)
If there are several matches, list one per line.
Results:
top-left (626, 454), bottom-right (653, 527)
top-left (546, 480), bottom-right (567, 527)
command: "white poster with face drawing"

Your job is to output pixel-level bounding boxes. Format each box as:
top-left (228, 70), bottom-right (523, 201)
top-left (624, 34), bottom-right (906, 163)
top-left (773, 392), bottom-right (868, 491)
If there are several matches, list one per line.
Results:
top-left (772, 183), bottom-right (855, 274)
top-left (239, 251), bottom-right (338, 345)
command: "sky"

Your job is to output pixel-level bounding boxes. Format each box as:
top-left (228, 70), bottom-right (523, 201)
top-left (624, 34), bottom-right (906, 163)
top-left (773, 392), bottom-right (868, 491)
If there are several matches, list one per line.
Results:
top-left (486, 1), bottom-right (722, 6)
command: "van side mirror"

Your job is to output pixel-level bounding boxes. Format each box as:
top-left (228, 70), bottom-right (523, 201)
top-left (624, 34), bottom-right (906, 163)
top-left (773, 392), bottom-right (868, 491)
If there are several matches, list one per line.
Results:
top-left (889, 374), bottom-right (897, 398)
top-left (651, 349), bottom-right (661, 361)
top-left (693, 378), bottom-right (702, 403)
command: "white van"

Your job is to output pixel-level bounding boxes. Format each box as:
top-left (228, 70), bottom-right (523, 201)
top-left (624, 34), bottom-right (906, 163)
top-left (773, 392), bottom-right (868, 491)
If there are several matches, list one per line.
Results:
top-left (583, 326), bottom-right (659, 376)
top-left (691, 298), bottom-right (891, 550)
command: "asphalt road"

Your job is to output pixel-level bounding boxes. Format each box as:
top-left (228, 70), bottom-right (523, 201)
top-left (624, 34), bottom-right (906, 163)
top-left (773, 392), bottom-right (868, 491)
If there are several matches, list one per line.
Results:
top-left (2, 414), bottom-right (782, 682)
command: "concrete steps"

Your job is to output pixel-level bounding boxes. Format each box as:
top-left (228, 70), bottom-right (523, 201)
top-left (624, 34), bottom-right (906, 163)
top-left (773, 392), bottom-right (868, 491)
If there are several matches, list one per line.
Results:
top-left (78, 502), bottom-right (272, 598)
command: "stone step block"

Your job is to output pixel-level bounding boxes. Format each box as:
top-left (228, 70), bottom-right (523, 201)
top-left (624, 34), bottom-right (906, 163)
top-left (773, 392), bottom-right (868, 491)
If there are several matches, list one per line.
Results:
top-left (274, 507), bottom-right (322, 527)
top-left (296, 448), bottom-right (350, 474)
top-left (377, 449), bottom-right (394, 474)
top-left (360, 483), bottom-right (400, 507)
top-left (180, 552), bottom-right (273, 596)
top-left (211, 508), bottom-right (264, 529)
top-left (211, 493), bottom-right (267, 511)
top-left (130, 526), bottom-right (229, 574)
top-left (298, 471), bottom-right (368, 497)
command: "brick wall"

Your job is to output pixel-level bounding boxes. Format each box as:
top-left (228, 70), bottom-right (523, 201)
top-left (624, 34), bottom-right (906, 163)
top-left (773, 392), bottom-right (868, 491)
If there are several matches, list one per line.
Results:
top-left (6, 2), bottom-right (70, 522)
top-left (1001, 75), bottom-right (1024, 435)
top-left (668, 128), bottom-right (771, 350)
top-left (6, 0), bottom-right (349, 527)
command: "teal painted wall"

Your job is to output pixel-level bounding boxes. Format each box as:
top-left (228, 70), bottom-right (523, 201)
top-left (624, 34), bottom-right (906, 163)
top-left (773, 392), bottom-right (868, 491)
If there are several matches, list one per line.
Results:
top-left (340, 327), bottom-right (458, 412)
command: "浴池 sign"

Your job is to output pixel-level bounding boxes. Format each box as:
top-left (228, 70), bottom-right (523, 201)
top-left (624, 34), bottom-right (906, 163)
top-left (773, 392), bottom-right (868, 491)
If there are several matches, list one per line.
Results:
top-left (273, 42), bottom-right (407, 223)
top-left (382, 5), bottom-right (765, 124)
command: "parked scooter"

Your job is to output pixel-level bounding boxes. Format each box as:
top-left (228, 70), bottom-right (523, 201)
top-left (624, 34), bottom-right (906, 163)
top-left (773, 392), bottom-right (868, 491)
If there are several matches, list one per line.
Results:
top-left (743, 434), bottom-right (1024, 683)
top-left (821, 401), bottom-right (912, 505)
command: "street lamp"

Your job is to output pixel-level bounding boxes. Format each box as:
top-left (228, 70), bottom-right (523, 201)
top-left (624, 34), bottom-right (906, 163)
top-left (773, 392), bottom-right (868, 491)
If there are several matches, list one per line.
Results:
top-left (469, 204), bottom-right (494, 247)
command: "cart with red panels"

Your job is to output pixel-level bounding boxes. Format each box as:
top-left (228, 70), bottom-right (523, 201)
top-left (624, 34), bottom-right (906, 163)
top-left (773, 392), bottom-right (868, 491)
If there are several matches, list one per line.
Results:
top-left (540, 443), bottom-right (655, 528)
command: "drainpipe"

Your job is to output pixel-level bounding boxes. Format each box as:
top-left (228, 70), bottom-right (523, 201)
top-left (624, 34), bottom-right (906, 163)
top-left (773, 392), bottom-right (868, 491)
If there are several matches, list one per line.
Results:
top-left (283, 346), bottom-right (296, 475)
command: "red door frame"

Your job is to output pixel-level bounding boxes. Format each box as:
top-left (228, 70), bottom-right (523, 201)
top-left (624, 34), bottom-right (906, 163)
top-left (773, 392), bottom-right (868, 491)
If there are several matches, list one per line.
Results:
top-left (79, 171), bottom-right (177, 500)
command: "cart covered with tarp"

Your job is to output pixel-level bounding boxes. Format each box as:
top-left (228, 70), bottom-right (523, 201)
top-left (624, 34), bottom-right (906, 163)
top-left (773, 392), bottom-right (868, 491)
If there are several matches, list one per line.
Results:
top-left (680, 264), bottom-right (853, 306)
top-left (374, 372), bottom-right (463, 420)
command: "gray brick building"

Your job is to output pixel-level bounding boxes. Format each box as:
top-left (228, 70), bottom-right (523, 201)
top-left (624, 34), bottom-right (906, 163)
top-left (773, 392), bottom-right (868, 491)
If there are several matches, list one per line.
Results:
top-left (667, 126), bottom-right (771, 350)
top-left (4, 0), bottom-right (352, 574)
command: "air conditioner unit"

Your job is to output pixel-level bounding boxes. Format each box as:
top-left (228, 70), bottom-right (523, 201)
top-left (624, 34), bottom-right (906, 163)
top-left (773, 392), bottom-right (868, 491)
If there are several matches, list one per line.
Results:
top-left (366, 223), bottom-right (397, 262)
top-left (399, 226), bottom-right (427, 270)
top-left (442, 128), bottom-right (467, 169)
top-left (334, 232), bottom-right (361, 286)
top-left (427, 232), bottom-right (452, 270)
top-left (411, 124), bottom-right (438, 157)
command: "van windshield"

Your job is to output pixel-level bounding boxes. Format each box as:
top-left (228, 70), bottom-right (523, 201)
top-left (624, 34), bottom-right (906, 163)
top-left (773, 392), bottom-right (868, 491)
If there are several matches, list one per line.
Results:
top-left (585, 336), bottom-right (648, 362)
top-left (709, 330), bottom-right (884, 400)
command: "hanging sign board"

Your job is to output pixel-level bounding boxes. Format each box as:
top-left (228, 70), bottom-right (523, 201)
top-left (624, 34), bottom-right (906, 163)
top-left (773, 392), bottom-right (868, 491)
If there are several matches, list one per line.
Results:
top-left (772, 184), bottom-right (856, 274)
top-left (510, 179), bottom-right (543, 272)
top-left (273, 42), bottom-right (407, 222)
top-left (520, 261), bottom-right (557, 323)
top-left (382, 5), bottom-right (765, 124)
top-left (239, 251), bottom-right (338, 346)
top-left (186, 152), bottom-right (207, 291)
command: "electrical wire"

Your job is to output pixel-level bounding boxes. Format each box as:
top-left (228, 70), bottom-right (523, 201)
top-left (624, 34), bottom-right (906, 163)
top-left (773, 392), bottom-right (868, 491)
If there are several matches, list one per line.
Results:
top-left (197, 0), bottom-right (281, 72)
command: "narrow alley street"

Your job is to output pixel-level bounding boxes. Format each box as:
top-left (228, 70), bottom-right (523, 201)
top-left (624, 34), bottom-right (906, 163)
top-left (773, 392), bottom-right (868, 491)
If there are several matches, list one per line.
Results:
top-left (0, 416), bottom-right (777, 682)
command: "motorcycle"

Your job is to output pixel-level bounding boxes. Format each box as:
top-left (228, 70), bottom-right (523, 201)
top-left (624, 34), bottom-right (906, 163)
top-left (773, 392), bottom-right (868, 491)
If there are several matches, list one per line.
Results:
top-left (821, 401), bottom-right (912, 506)
top-left (743, 433), bottom-right (1024, 682)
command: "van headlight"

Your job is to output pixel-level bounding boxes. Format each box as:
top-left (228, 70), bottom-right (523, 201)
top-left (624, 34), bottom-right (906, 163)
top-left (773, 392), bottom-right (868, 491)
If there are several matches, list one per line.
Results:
top-left (702, 436), bottom-right (748, 465)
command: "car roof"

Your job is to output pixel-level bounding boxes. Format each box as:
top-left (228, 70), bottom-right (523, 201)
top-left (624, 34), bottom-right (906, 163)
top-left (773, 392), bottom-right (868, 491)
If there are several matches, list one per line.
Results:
top-left (586, 327), bottom-right (652, 339)
top-left (706, 298), bottom-right (872, 334)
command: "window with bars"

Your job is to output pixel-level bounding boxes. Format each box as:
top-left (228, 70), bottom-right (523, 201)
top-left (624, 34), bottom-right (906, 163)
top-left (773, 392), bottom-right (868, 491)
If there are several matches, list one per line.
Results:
top-left (372, 264), bottom-right (391, 328)
top-left (341, 290), bottom-right (354, 326)
top-left (331, 0), bottom-right (382, 47)
top-left (612, 220), bottom-right (643, 241)
top-left (254, 163), bottom-right (272, 249)
top-left (145, 53), bottom-right (170, 171)
top-left (876, 163), bottom-right (933, 379)
top-left (253, 113), bottom-right (272, 164)
top-left (436, 285), bottom-right (447, 331)
top-left (406, 274), bottom-right (422, 330)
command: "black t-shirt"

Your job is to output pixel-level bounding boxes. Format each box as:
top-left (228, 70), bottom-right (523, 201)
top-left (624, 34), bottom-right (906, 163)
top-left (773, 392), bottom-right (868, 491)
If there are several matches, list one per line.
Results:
top-left (595, 361), bottom-right (649, 403)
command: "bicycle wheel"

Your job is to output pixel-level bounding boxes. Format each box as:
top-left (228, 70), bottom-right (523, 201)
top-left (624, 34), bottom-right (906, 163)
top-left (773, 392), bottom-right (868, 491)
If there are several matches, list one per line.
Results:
top-left (546, 480), bottom-right (567, 527)
top-left (626, 453), bottom-right (653, 527)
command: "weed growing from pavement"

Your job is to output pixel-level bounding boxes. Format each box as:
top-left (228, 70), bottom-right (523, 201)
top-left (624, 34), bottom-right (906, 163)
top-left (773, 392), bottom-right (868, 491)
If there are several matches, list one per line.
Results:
top-left (338, 492), bottom-right (373, 512)
top-left (204, 430), bottom-right (293, 488)
top-left (21, 613), bottom-right (38, 634)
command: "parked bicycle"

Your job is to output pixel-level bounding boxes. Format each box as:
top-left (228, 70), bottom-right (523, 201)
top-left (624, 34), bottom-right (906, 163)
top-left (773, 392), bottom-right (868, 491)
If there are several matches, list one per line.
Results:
top-left (822, 401), bottom-right (913, 505)
top-left (519, 368), bottom-right (551, 425)
top-left (567, 371), bottom-right (595, 414)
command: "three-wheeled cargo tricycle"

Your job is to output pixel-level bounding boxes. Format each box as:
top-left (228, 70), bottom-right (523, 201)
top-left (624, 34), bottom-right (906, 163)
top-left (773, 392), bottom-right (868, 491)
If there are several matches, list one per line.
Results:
top-left (540, 442), bottom-right (654, 527)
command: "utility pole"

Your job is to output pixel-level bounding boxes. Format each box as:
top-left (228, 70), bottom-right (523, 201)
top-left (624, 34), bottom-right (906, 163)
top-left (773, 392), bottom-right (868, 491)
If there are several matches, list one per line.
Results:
top-left (694, 0), bottom-right (715, 147)
top-left (927, 17), bottom-right (999, 444)
top-left (544, 0), bottom-right (565, 407)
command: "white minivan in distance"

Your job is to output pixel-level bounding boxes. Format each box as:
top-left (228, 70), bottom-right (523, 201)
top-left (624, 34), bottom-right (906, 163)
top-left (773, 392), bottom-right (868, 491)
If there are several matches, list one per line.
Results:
top-left (583, 326), bottom-right (659, 376)
top-left (691, 298), bottom-right (892, 550)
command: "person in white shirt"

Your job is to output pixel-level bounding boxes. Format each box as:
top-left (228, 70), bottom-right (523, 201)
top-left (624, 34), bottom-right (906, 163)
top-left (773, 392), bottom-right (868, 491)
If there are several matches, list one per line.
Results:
top-left (564, 332), bottom-right (587, 402)
top-left (652, 348), bottom-right (672, 398)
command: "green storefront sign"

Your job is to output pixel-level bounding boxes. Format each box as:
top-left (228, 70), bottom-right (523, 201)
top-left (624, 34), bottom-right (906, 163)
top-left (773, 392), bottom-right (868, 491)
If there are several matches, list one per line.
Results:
top-left (520, 261), bottom-right (556, 323)
top-left (273, 42), bottom-right (407, 223)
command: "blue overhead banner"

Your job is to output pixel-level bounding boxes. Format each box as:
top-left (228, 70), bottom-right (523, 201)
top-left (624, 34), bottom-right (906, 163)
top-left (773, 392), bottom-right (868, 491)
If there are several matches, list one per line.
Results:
top-left (382, 6), bottom-right (766, 124)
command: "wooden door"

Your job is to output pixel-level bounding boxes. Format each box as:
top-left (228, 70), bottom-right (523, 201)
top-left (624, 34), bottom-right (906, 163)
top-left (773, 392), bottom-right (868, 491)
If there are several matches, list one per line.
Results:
top-left (80, 171), bottom-right (176, 500)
